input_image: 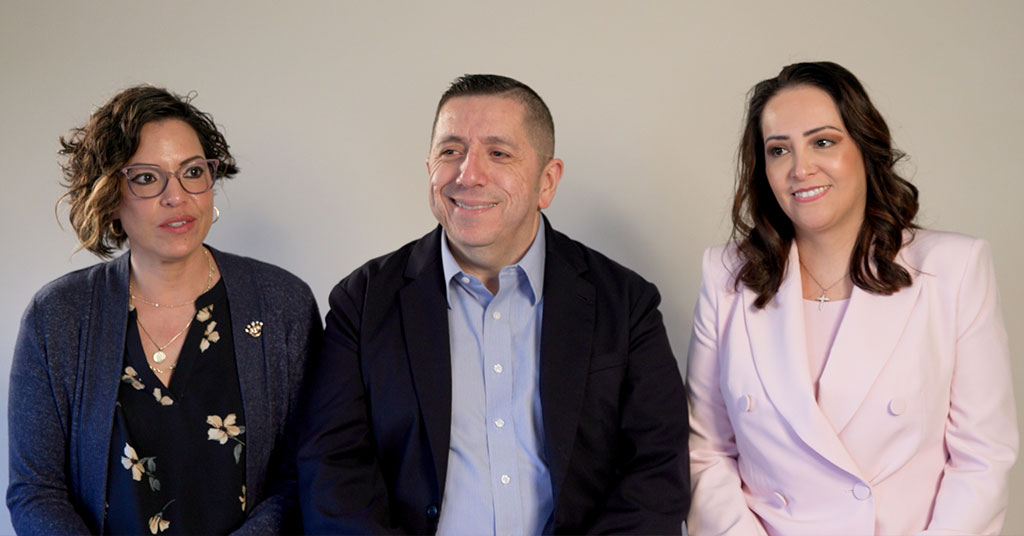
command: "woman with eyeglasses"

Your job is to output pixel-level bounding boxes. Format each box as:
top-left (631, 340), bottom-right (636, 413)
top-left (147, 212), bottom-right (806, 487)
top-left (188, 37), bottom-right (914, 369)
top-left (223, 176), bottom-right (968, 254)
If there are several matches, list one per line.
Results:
top-left (686, 62), bottom-right (1017, 534)
top-left (8, 86), bottom-right (321, 535)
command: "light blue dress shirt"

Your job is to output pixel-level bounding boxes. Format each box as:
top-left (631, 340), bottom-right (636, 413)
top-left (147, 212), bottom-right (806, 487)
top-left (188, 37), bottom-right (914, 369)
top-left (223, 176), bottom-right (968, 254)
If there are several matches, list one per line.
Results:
top-left (435, 219), bottom-right (553, 536)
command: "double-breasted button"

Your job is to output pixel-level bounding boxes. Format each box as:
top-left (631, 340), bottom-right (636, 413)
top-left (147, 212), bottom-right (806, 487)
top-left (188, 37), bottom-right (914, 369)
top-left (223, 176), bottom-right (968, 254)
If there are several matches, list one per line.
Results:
top-left (741, 394), bottom-right (754, 412)
top-left (773, 491), bottom-right (788, 507)
top-left (852, 482), bottom-right (872, 501)
top-left (426, 504), bottom-right (439, 519)
top-left (888, 398), bottom-right (907, 416)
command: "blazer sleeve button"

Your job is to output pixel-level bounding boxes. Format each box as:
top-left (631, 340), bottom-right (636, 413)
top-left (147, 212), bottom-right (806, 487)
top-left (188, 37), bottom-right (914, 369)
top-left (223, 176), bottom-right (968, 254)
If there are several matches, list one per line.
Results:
top-left (426, 504), bottom-right (439, 519)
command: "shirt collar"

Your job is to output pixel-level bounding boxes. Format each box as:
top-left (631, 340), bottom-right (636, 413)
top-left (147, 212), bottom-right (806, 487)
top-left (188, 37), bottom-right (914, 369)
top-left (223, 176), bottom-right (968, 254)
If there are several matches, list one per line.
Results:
top-left (440, 216), bottom-right (547, 307)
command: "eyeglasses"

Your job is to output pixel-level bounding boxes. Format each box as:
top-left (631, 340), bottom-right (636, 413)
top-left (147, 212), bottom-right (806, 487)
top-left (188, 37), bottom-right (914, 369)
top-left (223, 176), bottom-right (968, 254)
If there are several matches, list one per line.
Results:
top-left (120, 159), bottom-right (219, 198)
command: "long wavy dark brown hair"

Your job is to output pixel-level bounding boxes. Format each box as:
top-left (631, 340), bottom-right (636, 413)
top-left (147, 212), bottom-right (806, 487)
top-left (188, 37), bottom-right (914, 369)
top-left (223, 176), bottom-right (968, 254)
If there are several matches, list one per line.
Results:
top-left (731, 61), bottom-right (919, 308)
top-left (58, 86), bottom-right (238, 258)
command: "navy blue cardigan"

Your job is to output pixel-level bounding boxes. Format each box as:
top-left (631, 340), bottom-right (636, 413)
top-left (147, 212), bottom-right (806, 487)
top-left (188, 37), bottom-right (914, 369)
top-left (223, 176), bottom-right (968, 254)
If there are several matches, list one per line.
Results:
top-left (7, 247), bottom-right (321, 535)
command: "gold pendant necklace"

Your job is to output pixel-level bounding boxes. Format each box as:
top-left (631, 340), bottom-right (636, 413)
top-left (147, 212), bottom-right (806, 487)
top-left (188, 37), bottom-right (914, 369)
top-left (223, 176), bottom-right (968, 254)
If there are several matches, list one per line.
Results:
top-left (138, 316), bottom-right (192, 364)
top-left (130, 247), bottom-right (215, 365)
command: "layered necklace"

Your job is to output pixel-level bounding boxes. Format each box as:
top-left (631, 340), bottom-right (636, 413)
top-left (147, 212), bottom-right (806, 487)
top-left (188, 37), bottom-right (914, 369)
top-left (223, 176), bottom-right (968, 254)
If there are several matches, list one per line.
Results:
top-left (798, 258), bottom-right (848, 311)
top-left (131, 248), bottom-right (214, 372)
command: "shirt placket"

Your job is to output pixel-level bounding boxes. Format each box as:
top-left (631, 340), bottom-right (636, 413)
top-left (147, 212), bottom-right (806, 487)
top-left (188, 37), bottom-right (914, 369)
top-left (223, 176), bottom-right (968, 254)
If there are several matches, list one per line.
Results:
top-left (483, 267), bottom-right (523, 535)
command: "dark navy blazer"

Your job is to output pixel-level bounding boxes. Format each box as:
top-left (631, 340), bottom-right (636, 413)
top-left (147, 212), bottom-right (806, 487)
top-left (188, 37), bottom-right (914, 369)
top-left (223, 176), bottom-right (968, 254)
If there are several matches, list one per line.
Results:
top-left (8, 247), bottom-right (321, 535)
top-left (297, 218), bottom-right (690, 534)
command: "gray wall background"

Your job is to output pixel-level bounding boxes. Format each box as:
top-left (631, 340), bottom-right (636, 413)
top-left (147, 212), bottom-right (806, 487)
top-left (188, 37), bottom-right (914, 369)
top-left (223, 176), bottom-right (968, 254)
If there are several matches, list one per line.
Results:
top-left (2, 1), bottom-right (1021, 534)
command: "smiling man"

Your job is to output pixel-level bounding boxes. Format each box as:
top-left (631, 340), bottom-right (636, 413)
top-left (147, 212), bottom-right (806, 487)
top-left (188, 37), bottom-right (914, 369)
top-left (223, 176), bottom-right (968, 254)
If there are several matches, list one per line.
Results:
top-left (297, 74), bottom-right (689, 535)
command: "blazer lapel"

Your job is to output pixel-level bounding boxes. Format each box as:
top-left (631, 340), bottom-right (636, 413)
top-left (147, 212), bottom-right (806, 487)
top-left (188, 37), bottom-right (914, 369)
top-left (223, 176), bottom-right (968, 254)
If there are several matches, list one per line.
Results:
top-left (213, 246), bottom-right (272, 499)
top-left (816, 260), bottom-right (923, 434)
top-left (80, 252), bottom-right (131, 529)
top-left (538, 225), bottom-right (595, 502)
top-left (743, 244), bottom-right (860, 477)
top-left (399, 228), bottom-right (454, 494)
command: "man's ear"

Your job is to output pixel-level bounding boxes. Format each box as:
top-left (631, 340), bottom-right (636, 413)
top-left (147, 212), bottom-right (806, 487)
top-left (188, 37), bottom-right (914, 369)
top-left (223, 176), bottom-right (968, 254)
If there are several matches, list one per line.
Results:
top-left (537, 158), bottom-right (563, 210)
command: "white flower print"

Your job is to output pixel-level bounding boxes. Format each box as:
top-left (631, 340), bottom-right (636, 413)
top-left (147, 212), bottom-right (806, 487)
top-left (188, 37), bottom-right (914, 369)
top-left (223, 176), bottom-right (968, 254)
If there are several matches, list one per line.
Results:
top-left (148, 499), bottom-right (175, 534)
top-left (152, 387), bottom-right (173, 406)
top-left (121, 366), bottom-right (144, 390)
top-left (148, 515), bottom-right (169, 535)
top-left (196, 304), bottom-right (213, 322)
top-left (239, 484), bottom-right (246, 511)
top-left (207, 413), bottom-right (246, 463)
top-left (119, 442), bottom-right (161, 491)
top-left (206, 413), bottom-right (241, 444)
top-left (121, 443), bottom-right (144, 481)
top-left (199, 320), bottom-right (220, 352)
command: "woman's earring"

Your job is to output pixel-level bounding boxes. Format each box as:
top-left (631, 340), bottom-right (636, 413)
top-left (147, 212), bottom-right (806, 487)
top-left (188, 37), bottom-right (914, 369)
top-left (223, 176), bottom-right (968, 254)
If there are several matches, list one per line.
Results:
top-left (108, 219), bottom-right (125, 238)
top-left (212, 205), bottom-right (221, 224)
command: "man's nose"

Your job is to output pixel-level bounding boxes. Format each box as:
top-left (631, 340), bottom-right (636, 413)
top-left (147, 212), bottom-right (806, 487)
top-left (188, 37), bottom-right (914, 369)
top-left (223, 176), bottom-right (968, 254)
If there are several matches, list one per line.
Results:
top-left (456, 149), bottom-right (487, 187)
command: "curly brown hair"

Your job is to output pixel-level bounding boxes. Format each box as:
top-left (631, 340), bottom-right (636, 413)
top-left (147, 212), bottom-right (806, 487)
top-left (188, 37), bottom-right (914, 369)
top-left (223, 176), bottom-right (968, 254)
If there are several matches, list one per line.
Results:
top-left (731, 61), bottom-right (919, 308)
top-left (58, 85), bottom-right (238, 258)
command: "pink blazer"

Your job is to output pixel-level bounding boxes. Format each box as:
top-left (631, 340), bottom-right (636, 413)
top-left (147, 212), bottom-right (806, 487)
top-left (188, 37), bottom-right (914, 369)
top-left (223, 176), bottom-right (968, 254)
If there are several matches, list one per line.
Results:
top-left (686, 230), bottom-right (1017, 535)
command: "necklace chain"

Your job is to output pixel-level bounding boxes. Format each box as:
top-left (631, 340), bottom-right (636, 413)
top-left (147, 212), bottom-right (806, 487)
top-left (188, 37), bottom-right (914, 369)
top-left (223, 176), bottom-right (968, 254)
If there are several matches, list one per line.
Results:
top-left (132, 247), bottom-right (215, 372)
top-left (149, 362), bottom-right (176, 375)
top-left (137, 316), bottom-right (192, 365)
top-left (130, 248), bottom-right (214, 308)
top-left (798, 258), bottom-right (848, 311)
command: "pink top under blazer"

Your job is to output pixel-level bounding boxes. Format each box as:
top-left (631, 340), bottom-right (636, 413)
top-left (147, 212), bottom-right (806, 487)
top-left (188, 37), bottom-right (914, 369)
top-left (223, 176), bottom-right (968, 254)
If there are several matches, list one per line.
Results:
top-left (687, 230), bottom-right (1018, 535)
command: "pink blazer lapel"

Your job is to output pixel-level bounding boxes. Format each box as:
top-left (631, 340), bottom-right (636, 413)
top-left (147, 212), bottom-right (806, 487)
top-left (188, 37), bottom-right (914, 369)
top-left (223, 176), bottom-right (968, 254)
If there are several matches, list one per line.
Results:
top-left (743, 244), bottom-right (861, 477)
top-left (816, 264), bottom-right (923, 434)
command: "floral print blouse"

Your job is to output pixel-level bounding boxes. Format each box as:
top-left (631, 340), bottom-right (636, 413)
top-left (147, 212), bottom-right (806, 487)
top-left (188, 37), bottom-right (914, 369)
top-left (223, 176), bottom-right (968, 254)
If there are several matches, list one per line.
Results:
top-left (105, 280), bottom-right (247, 535)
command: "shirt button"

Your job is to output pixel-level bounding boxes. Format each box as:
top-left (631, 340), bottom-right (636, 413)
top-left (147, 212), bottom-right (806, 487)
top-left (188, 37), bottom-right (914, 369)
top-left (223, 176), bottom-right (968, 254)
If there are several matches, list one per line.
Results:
top-left (500, 474), bottom-right (510, 485)
top-left (493, 364), bottom-right (503, 374)
top-left (494, 418), bottom-right (505, 428)
top-left (492, 311), bottom-right (501, 320)
top-left (852, 482), bottom-right (872, 501)
top-left (460, 276), bottom-right (470, 284)
top-left (426, 504), bottom-right (439, 519)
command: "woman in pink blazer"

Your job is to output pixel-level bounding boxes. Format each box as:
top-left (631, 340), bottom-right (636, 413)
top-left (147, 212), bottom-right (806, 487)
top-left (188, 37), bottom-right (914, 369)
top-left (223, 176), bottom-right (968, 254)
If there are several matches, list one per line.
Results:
top-left (687, 61), bottom-right (1018, 535)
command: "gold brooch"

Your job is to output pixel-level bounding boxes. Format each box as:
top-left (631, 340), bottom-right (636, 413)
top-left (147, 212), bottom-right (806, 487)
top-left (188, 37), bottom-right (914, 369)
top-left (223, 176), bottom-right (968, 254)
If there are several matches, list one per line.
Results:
top-left (244, 321), bottom-right (264, 338)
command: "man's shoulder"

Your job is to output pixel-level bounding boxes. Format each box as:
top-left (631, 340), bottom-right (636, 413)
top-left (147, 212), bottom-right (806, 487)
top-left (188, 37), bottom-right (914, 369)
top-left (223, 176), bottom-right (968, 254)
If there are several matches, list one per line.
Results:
top-left (333, 227), bottom-right (441, 296)
top-left (546, 225), bottom-right (658, 296)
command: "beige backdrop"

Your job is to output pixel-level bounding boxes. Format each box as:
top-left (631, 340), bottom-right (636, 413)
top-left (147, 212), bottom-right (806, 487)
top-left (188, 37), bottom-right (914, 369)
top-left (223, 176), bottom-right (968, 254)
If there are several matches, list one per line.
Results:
top-left (2, 1), bottom-right (1021, 534)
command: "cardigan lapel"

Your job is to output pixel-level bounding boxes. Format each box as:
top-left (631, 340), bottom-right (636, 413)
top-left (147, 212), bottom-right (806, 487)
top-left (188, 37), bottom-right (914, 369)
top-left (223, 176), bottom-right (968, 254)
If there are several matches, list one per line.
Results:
top-left (79, 252), bottom-right (131, 531)
top-left (399, 228), bottom-right (454, 495)
top-left (211, 246), bottom-right (272, 504)
top-left (742, 244), bottom-right (860, 477)
top-left (538, 224), bottom-right (595, 503)
top-left (816, 258), bottom-right (923, 434)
